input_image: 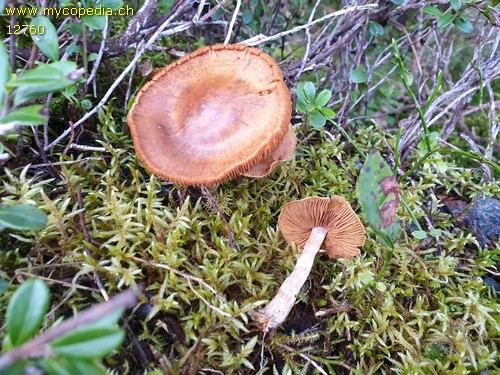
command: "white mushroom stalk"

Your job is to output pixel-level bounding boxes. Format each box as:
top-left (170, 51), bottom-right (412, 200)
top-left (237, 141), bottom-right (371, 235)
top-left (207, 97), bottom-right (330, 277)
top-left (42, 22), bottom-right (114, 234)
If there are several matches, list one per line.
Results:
top-left (250, 226), bottom-right (327, 332)
top-left (250, 196), bottom-right (366, 332)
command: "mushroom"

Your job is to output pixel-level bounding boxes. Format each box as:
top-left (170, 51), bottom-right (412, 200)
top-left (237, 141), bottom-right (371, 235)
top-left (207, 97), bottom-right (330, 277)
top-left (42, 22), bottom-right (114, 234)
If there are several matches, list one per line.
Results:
top-left (251, 196), bottom-right (365, 332)
top-left (127, 44), bottom-right (292, 186)
top-left (242, 123), bottom-right (297, 178)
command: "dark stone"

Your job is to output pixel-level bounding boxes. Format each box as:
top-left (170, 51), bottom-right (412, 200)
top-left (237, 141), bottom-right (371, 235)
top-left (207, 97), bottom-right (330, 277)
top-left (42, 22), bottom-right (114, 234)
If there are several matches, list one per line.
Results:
top-left (467, 196), bottom-right (500, 248)
top-left (483, 276), bottom-right (500, 292)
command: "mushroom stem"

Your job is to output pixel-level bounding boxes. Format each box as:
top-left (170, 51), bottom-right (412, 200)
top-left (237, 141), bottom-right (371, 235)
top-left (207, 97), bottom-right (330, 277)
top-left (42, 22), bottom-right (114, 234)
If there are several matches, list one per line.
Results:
top-left (251, 226), bottom-right (328, 331)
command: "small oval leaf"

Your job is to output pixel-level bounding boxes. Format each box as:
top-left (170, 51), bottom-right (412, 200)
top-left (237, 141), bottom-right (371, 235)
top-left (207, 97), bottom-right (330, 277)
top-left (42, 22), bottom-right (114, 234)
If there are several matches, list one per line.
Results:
top-left (412, 230), bottom-right (428, 240)
top-left (295, 83), bottom-right (308, 106)
top-left (43, 357), bottom-right (105, 375)
top-left (7, 279), bottom-right (50, 347)
top-left (51, 327), bottom-right (125, 359)
top-left (81, 15), bottom-right (106, 30)
top-left (450, 0), bottom-right (462, 11)
top-left (0, 204), bottom-right (48, 230)
top-left (350, 67), bottom-right (369, 84)
top-left (437, 14), bottom-right (454, 28)
top-left (30, 16), bottom-right (60, 61)
top-left (303, 81), bottom-right (316, 101)
top-left (315, 90), bottom-right (332, 107)
top-left (0, 105), bottom-right (48, 126)
top-left (309, 111), bottom-right (327, 128)
top-left (454, 17), bottom-right (473, 33)
top-left (358, 271), bottom-right (374, 285)
top-left (368, 21), bottom-right (384, 36)
top-left (9, 61), bottom-right (80, 105)
top-left (423, 6), bottom-right (442, 17)
top-left (356, 151), bottom-right (401, 242)
top-left (242, 9), bottom-right (253, 25)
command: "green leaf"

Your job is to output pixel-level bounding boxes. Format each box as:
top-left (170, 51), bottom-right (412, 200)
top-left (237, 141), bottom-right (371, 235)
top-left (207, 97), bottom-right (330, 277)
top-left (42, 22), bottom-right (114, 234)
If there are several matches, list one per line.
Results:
top-left (296, 100), bottom-right (307, 113)
top-left (242, 9), bottom-right (253, 24)
top-left (81, 15), bottom-right (106, 30)
top-left (402, 68), bottom-right (413, 86)
top-left (30, 16), bottom-right (60, 61)
top-left (375, 282), bottom-right (387, 292)
top-left (99, 0), bottom-right (124, 10)
top-left (356, 151), bottom-right (401, 242)
top-left (429, 229), bottom-right (443, 238)
top-left (87, 309), bottom-right (124, 328)
top-left (450, 0), bottom-right (462, 11)
top-left (0, 105), bottom-right (48, 125)
top-left (454, 17), bottom-right (473, 33)
top-left (303, 81), bottom-right (316, 101)
top-left (295, 83), bottom-right (307, 106)
top-left (423, 6), bottom-right (442, 17)
top-left (8, 61), bottom-right (76, 87)
top-left (315, 89), bottom-right (332, 107)
top-left (68, 22), bottom-right (83, 36)
top-left (350, 67), bottom-right (369, 83)
top-left (368, 21), bottom-right (384, 36)
top-left (0, 360), bottom-right (27, 375)
top-left (320, 107), bottom-right (336, 119)
top-left (435, 160), bottom-right (448, 173)
top-left (81, 99), bottom-right (93, 110)
top-left (66, 45), bottom-right (84, 56)
top-left (43, 357), bottom-right (105, 375)
top-left (358, 271), bottom-right (374, 285)
top-left (51, 327), bottom-right (125, 359)
top-left (0, 41), bottom-right (10, 113)
top-left (0, 278), bottom-right (8, 294)
top-left (0, 204), bottom-right (48, 230)
top-left (437, 14), bottom-right (454, 28)
top-left (6, 279), bottom-right (50, 347)
top-left (412, 230), bottom-right (428, 240)
top-left (308, 111), bottom-right (326, 128)
top-left (9, 61), bottom-right (80, 105)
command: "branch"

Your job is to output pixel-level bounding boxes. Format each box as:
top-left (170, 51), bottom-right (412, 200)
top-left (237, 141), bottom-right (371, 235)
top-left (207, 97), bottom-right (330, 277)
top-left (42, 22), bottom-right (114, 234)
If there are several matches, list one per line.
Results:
top-left (0, 288), bottom-right (140, 370)
top-left (44, 2), bottom-right (192, 151)
top-left (241, 4), bottom-right (379, 46)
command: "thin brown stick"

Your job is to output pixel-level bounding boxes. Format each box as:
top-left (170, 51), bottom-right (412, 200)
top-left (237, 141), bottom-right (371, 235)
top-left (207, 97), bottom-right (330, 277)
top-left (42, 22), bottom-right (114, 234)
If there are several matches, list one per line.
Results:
top-left (201, 186), bottom-right (237, 252)
top-left (131, 256), bottom-right (226, 303)
top-left (242, 4), bottom-right (378, 46)
top-left (276, 343), bottom-right (328, 375)
top-left (0, 289), bottom-right (139, 370)
top-left (44, 1), bottom-right (191, 152)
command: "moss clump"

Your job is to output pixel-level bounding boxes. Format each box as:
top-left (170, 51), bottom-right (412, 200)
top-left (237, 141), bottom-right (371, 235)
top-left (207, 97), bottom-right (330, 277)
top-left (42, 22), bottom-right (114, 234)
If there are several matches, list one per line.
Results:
top-left (0, 110), bottom-right (498, 373)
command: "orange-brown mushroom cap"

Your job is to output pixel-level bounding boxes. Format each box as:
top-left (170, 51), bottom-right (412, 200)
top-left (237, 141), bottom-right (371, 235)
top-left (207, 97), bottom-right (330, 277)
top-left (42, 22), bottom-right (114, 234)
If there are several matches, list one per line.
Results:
top-left (242, 123), bottom-right (296, 178)
top-left (127, 44), bottom-right (292, 186)
top-left (278, 196), bottom-right (365, 259)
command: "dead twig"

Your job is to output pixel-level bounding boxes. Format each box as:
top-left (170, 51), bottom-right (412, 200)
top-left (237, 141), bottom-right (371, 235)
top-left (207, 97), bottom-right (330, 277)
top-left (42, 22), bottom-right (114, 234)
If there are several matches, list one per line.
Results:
top-left (201, 186), bottom-right (237, 252)
top-left (0, 289), bottom-right (140, 370)
top-left (131, 256), bottom-right (226, 303)
top-left (242, 4), bottom-right (378, 46)
top-left (276, 343), bottom-right (329, 375)
top-left (44, 2), bottom-right (191, 152)
top-left (224, 0), bottom-right (241, 45)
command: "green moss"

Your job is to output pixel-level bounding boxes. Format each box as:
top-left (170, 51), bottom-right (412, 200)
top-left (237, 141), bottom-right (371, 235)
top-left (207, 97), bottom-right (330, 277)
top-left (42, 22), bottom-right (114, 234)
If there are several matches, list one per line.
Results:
top-left (1, 112), bottom-right (498, 373)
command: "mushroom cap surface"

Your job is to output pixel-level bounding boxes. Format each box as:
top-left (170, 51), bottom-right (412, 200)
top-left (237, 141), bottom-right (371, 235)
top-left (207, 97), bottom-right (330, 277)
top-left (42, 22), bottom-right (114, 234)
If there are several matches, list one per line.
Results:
top-left (242, 123), bottom-right (296, 178)
top-left (127, 44), bottom-right (292, 186)
top-left (278, 196), bottom-right (365, 259)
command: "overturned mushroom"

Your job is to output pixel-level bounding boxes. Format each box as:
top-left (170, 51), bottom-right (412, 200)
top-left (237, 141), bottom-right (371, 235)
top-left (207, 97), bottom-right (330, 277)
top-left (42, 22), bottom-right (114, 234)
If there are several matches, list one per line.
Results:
top-left (251, 196), bottom-right (365, 332)
top-left (127, 44), bottom-right (292, 186)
